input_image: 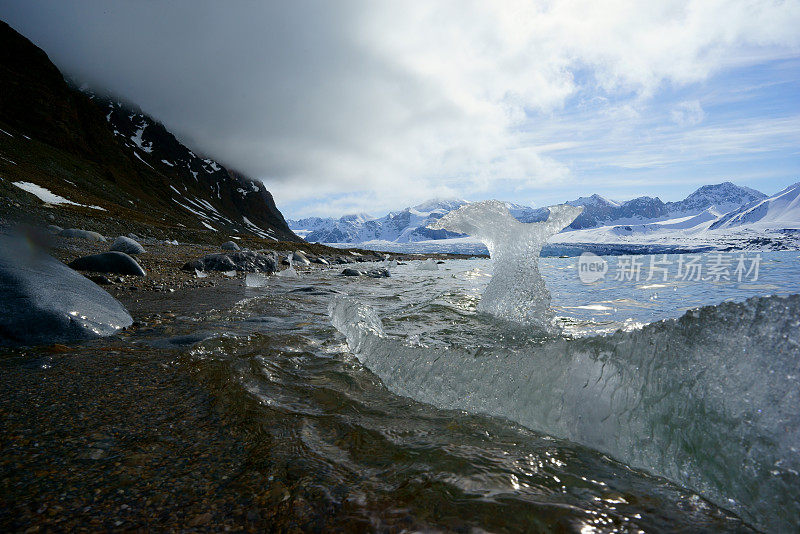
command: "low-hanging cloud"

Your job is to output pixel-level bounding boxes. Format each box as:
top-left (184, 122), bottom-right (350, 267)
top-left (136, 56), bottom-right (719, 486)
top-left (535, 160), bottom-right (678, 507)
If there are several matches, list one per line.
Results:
top-left (1, 0), bottom-right (798, 216)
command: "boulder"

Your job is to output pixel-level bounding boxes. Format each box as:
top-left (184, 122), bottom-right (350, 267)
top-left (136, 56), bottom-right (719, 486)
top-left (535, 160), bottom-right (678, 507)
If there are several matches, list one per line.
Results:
top-left (0, 235), bottom-right (133, 345)
top-left (293, 250), bottom-right (311, 265)
top-left (365, 268), bottom-right (390, 278)
top-left (340, 267), bottom-right (390, 278)
top-left (110, 236), bottom-right (145, 255)
top-left (182, 251), bottom-right (277, 273)
top-left (69, 252), bottom-right (146, 276)
top-left (47, 224), bottom-right (62, 234)
top-left (183, 254), bottom-right (236, 272)
top-left (59, 228), bottom-right (106, 242)
top-left (221, 240), bottom-right (240, 251)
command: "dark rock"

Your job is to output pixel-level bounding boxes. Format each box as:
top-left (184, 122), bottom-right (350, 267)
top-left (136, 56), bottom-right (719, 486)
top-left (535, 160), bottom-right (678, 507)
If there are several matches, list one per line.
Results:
top-left (341, 268), bottom-right (363, 276)
top-left (47, 224), bottom-right (62, 233)
top-left (182, 251), bottom-right (277, 273)
top-left (221, 240), bottom-right (240, 251)
top-left (59, 228), bottom-right (106, 242)
top-left (311, 257), bottom-right (329, 265)
top-left (436, 260), bottom-right (445, 264)
top-left (87, 274), bottom-right (112, 285)
top-left (0, 235), bottom-right (133, 345)
top-left (69, 252), bottom-right (146, 276)
top-left (110, 236), bottom-right (145, 255)
top-left (183, 254), bottom-right (236, 272)
top-left (365, 268), bottom-right (390, 278)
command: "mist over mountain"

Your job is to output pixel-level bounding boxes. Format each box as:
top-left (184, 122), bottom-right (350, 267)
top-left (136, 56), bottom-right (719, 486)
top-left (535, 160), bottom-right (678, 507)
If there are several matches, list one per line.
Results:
top-left (0, 20), bottom-right (298, 242)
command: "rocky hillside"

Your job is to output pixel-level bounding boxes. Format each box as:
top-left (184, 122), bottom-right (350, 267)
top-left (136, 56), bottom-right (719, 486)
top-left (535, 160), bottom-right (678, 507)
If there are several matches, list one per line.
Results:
top-left (0, 20), bottom-right (299, 243)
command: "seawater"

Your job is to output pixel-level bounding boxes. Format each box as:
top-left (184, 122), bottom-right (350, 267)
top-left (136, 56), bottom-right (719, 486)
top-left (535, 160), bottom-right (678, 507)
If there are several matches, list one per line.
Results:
top-left (151, 250), bottom-right (800, 532)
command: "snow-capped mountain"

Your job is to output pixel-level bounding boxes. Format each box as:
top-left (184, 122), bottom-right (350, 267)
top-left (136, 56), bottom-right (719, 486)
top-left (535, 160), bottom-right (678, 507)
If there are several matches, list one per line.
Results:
top-left (709, 182), bottom-right (800, 229)
top-left (290, 198), bottom-right (474, 243)
top-left (563, 183), bottom-right (764, 230)
top-left (665, 182), bottom-right (766, 216)
top-left (549, 183), bottom-right (800, 253)
top-left (568, 195), bottom-right (666, 229)
top-left (290, 184), bottom-right (773, 247)
top-left (288, 182), bottom-right (796, 254)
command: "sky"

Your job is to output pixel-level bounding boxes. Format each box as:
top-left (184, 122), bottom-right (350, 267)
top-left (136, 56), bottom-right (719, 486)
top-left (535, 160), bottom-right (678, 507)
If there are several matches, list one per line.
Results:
top-left (1, 0), bottom-right (799, 219)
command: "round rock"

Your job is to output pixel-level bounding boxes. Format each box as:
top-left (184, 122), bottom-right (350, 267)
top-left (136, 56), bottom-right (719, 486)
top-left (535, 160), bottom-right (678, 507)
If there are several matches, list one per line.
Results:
top-left (221, 240), bottom-right (240, 251)
top-left (59, 228), bottom-right (106, 242)
top-left (0, 235), bottom-right (133, 345)
top-left (110, 236), bottom-right (145, 255)
top-left (69, 251), bottom-right (146, 276)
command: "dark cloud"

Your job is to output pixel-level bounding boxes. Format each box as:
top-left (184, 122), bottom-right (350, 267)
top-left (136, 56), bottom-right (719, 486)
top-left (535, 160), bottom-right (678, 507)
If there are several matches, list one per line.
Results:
top-left (1, 1), bottom-right (797, 217)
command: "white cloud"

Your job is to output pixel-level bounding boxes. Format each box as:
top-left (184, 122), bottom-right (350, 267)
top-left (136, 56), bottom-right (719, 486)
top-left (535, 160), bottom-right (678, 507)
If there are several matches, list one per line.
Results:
top-left (671, 100), bottom-right (706, 127)
top-left (3, 0), bottom-right (799, 217)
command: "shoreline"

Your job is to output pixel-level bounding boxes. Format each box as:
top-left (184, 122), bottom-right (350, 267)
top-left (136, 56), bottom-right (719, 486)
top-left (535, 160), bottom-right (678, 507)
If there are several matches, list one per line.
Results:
top-left (0, 230), bottom-right (481, 531)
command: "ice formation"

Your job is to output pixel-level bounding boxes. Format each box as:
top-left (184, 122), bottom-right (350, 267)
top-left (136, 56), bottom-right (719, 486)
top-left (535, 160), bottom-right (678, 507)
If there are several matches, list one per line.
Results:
top-left (416, 258), bottom-right (438, 271)
top-left (430, 200), bottom-right (582, 326)
top-left (329, 294), bottom-right (800, 532)
top-left (245, 273), bottom-right (269, 287)
top-left (277, 253), bottom-right (300, 279)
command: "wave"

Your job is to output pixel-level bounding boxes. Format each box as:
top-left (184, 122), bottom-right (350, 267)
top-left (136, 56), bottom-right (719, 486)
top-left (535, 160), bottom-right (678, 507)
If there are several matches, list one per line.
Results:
top-left (330, 294), bottom-right (800, 531)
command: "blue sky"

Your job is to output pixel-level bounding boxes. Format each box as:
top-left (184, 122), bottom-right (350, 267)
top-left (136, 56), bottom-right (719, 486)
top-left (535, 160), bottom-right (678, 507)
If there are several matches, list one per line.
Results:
top-left (2, 1), bottom-right (798, 219)
top-left (490, 57), bottom-right (800, 208)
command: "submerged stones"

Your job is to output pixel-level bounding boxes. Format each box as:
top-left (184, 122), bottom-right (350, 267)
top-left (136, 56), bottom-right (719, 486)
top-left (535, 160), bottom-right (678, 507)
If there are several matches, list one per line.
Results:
top-left (69, 252), bottom-right (147, 276)
top-left (340, 267), bottom-right (390, 278)
top-left (183, 251), bottom-right (278, 274)
top-left (110, 236), bottom-right (145, 255)
top-left (0, 235), bottom-right (133, 345)
top-left (59, 228), bottom-right (106, 242)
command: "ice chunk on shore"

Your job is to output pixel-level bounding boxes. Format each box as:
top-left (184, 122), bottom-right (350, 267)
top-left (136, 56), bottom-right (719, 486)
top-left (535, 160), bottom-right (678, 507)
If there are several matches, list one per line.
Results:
top-left (245, 273), bottom-right (269, 287)
top-left (277, 267), bottom-right (299, 279)
top-left (416, 258), bottom-right (438, 271)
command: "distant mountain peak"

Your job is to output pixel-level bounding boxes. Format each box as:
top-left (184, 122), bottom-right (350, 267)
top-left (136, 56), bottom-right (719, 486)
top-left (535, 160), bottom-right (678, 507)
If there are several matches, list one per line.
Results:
top-left (709, 181), bottom-right (800, 230)
top-left (411, 198), bottom-right (469, 213)
top-left (339, 213), bottom-right (374, 223)
top-left (567, 194), bottom-right (621, 208)
top-left (667, 182), bottom-right (766, 216)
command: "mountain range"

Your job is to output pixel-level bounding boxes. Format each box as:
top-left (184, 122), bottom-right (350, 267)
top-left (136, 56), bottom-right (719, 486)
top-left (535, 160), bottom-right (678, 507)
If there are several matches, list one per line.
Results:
top-left (0, 20), bottom-right (298, 243)
top-left (289, 182), bottom-right (782, 245)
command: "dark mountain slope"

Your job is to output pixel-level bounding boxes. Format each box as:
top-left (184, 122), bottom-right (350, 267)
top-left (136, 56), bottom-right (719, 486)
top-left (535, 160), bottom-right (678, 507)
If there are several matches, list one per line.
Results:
top-left (0, 20), bottom-right (299, 243)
